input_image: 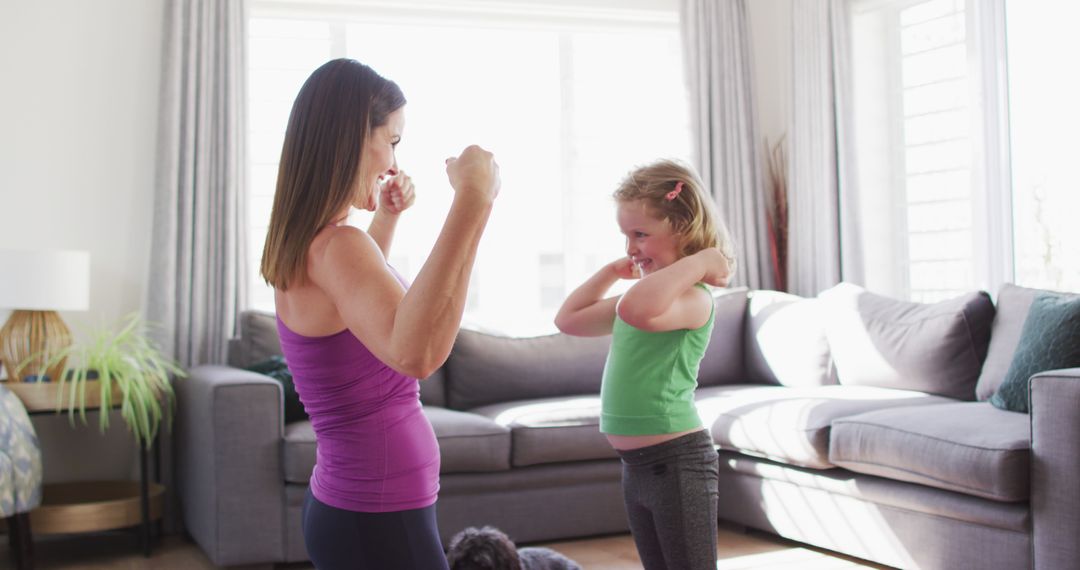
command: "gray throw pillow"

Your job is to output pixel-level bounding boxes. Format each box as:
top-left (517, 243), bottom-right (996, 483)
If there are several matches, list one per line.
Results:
top-left (818, 283), bottom-right (995, 399)
top-left (989, 292), bottom-right (1080, 413)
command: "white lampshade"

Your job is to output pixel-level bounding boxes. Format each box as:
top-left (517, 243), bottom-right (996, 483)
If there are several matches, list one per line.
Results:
top-left (0, 249), bottom-right (90, 311)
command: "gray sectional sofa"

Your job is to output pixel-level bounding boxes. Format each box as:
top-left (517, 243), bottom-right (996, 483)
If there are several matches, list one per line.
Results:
top-left (175, 283), bottom-right (1080, 569)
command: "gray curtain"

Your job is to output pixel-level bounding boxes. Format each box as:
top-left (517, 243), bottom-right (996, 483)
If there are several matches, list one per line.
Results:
top-left (680, 0), bottom-right (774, 290)
top-left (787, 0), bottom-right (862, 297)
top-left (149, 0), bottom-right (248, 369)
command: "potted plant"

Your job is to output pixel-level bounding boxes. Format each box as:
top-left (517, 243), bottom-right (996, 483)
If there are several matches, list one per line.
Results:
top-left (17, 313), bottom-right (185, 449)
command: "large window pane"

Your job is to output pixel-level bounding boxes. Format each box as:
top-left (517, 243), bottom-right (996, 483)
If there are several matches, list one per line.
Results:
top-left (1007, 1), bottom-right (1080, 292)
top-left (344, 23), bottom-right (564, 335)
top-left (246, 6), bottom-right (689, 336)
top-left (852, 0), bottom-right (981, 301)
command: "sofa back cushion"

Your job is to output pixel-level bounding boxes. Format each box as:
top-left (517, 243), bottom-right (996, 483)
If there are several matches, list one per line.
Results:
top-left (696, 288), bottom-right (750, 388)
top-left (445, 330), bottom-right (612, 410)
top-left (744, 290), bottom-right (835, 387)
top-left (976, 284), bottom-right (1038, 400)
top-left (988, 292), bottom-right (1080, 413)
top-left (445, 289), bottom-right (749, 410)
top-left (228, 310), bottom-right (281, 369)
top-left (227, 310), bottom-right (448, 407)
top-left (976, 284), bottom-right (1079, 401)
top-left (818, 283), bottom-right (995, 400)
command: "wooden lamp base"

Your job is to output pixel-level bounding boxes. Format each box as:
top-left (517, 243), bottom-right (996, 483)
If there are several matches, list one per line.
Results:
top-left (0, 310), bottom-right (71, 382)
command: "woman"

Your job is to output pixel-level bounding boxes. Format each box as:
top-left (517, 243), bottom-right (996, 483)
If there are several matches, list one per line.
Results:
top-left (260, 58), bottom-right (500, 569)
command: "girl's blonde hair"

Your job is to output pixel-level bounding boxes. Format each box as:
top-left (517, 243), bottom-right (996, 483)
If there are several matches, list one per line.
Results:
top-left (613, 159), bottom-right (737, 273)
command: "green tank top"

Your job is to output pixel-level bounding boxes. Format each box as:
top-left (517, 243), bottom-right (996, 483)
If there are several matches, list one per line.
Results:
top-left (600, 284), bottom-right (715, 435)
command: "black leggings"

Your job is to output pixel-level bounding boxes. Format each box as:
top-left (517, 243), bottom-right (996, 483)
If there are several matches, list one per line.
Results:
top-left (301, 488), bottom-right (449, 570)
top-left (617, 430), bottom-right (720, 570)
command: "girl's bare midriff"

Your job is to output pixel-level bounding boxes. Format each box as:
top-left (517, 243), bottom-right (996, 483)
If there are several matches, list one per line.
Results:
top-left (605, 426), bottom-right (706, 451)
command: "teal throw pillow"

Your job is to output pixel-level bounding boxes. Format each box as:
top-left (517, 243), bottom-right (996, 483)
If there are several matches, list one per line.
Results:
top-left (245, 355), bottom-right (308, 423)
top-left (990, 292), bottom-right (1080, 413)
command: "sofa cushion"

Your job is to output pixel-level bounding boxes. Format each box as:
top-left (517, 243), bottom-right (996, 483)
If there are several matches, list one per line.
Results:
top-left (977, 284), bottom-right (1080, 401)
top-left (696, 288), bottom-right (749, 387)
top-left (830, 402), bottom-right (1030, 502)
top-left (977, 284), bottom-right (1041, 400)
top-left (445, 330), bottom-right (612, 410)
top-left (281, 407), bottom-right (511, 483)
top-left (818, 283), bottom-right (994, 400)
top-left (990, 292), bottom-right (1080, 413)
top-left (744, 290), bottom-right (835, 387)
top-left (228, 310), bottom-right (281, 369)
top-left (282, 421), bottom-right (317, 484)
top-left (470, 396), bottom-right (616, 467)
top-left (425, 407), bottom-right (512, 473)
top-left (697, 384), bottom-right (957, 469)
top-left (418, 368), bottom-right (448, 409)
top-left (228, 310), bottom-right (448, 407)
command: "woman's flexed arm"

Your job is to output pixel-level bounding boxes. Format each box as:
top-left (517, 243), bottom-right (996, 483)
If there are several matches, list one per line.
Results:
top-left (313, 145), bottom-right (500, 379)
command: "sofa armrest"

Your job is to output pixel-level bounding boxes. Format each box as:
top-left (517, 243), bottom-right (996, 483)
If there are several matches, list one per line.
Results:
top-left (175, 365), bottom-right (285, 566)
top-left (1029, 368), bottom-right (1080, 570)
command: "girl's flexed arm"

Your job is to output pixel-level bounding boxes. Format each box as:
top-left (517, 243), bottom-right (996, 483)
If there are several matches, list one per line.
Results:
top-left (617, 248), bottom-right (730, 332)
top-left (554, 258), bottom-right (637, 337)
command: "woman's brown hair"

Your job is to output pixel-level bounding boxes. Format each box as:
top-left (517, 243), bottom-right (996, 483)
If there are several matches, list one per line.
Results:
top-left (260, 58), bottom-right (406, 290)
top-left (613, 159), bottom-right (737, 273)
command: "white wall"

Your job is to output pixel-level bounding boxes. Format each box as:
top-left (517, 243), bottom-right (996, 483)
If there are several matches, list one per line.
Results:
top-left (0, 0), bottom-right (166, 482)
top-left (0, 0), bottom-right (164, 334)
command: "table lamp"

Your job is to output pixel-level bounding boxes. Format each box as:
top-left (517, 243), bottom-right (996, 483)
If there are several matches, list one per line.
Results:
top-left (0, 249), bottom-right (90, 382)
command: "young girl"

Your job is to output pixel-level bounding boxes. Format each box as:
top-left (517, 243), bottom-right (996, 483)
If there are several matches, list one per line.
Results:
top-left (554, 159), bottom-right (734, 570)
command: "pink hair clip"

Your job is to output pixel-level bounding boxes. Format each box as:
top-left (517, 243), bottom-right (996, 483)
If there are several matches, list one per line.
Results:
top-left (665, 181), bottom-right (684, 201)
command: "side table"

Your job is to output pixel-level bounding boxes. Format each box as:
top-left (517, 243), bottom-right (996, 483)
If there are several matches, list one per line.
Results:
top-left (4, 379), bottom-right (165, 557)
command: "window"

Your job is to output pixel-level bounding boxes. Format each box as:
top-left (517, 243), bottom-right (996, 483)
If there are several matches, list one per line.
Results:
top-left (1005, 0), bottom-right (1080, 293)
top-left (247, 1), bottom-right (691, 336)
top-left (852, 0), bottom-right (999, 303)
top-left (853, 0), bottom-right (1080, 301)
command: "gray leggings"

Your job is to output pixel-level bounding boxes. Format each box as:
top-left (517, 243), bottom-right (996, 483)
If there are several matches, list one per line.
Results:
top-left (617, 429), bottom-right (720, 570)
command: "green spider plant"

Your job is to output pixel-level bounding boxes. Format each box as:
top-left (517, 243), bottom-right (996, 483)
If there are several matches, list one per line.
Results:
top-left (18, 313), bottom-right (185, 449)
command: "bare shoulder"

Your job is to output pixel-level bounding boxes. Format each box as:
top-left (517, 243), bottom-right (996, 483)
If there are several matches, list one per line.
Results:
top-left (308, 225), bottom-right (384, 280)
top-left (312, 225), bottom-right (379, 260)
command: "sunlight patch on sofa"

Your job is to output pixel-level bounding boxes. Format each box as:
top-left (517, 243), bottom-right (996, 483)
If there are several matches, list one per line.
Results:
top-left (490, 397), bottom-right (601, 427)
top-left (756, 478), bottom-right (913, 569)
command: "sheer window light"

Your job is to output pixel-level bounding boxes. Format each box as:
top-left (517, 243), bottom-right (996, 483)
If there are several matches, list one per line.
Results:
top-left (851, 0), bottom-right (988, 302)
top-left (1006, 0), bottom-right (1080, 293)
top-left (246, 1), bottom-right (690, 336)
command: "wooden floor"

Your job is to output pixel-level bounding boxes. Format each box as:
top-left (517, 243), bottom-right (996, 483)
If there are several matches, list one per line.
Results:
top-left (4, 522), bottom-right (893, 569)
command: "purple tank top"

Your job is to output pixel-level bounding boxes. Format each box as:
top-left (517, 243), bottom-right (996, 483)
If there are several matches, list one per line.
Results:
top-left (276, 289), bottom-right (440, 513)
